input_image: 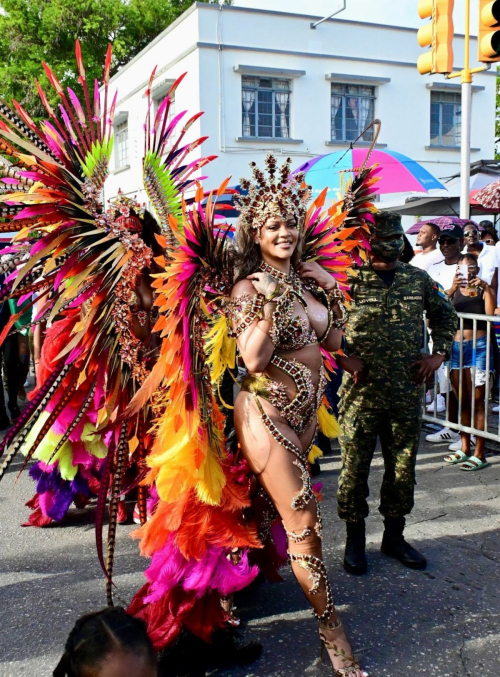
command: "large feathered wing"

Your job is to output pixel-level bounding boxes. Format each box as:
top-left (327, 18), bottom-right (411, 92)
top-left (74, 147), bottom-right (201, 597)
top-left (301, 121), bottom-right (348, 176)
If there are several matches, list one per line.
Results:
top-left (127, 183), bottom-right (260, 649)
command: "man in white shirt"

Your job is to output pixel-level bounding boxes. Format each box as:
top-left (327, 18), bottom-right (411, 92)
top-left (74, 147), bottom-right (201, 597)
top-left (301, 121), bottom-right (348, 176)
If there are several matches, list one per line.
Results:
top-left (411, 222), bottom-right (444, 271)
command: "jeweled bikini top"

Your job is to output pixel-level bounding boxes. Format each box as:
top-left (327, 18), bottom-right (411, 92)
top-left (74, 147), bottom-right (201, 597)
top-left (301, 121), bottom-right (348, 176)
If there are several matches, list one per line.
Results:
top-left (258, 262), bottom-right (317, 351)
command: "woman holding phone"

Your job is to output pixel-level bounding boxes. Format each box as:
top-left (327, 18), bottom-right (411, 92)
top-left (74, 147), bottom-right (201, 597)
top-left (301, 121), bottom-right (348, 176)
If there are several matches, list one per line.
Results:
top-left (444, 253), bottom-right (495, 470)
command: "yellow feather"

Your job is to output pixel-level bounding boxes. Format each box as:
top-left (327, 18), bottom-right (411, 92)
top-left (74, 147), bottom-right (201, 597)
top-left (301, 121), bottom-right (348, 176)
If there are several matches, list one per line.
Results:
top-left (308, 444), bottom-right (323, 464)
top-left (318, 404), bottom-right (340, 439)
top-left (204, 315), bottom-right (236, 385)
top-left (195, 448), bottom-right (226, 506)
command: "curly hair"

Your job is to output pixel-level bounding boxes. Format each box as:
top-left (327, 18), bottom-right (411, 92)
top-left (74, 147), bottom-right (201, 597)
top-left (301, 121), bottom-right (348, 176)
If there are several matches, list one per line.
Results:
top-left (233, 216), bottom-right (303, 282)
top-left (53, 606), bottom-right (156, 677)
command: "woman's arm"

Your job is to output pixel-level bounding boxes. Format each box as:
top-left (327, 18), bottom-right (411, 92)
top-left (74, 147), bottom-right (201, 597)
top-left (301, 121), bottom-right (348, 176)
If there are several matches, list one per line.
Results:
top-left (482, 282), bottom-right (496, 316)
top-left (230, 279), bottom-right (276, 373)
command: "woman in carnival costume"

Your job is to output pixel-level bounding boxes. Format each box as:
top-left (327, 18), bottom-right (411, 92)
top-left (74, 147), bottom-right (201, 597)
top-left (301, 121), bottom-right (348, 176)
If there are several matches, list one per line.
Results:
top-left (226, 154), bottom-right (368, 676)
top-left (0, 40), bottom-right (379, 676)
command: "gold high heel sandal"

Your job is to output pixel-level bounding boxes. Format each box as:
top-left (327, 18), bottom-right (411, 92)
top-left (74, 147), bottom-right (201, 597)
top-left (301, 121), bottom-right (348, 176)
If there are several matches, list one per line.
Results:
top-left (319, 618), bottom-right (367, 677)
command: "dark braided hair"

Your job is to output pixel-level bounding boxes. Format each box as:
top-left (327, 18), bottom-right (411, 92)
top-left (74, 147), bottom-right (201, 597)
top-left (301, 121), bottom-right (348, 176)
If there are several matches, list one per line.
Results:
top-left (53, 607), bottom-right (157, 677)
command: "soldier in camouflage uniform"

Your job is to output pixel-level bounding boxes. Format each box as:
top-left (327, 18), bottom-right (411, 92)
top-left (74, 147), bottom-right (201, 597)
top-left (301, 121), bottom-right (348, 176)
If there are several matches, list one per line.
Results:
top-left (337, 212), bottom-right (457, 574)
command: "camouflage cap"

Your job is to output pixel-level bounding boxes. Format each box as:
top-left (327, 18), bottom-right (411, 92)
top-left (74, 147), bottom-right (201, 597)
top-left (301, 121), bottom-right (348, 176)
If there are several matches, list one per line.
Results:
top-left (372, 211), bottom-right (404, 237)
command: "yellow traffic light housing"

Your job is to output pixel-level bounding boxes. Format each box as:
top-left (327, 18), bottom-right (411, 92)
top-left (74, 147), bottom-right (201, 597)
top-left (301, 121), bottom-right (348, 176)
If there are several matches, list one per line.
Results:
top-left (478, 0), bottom-right (500, 62)
top-left (417, 0), bottom-right (455, 75)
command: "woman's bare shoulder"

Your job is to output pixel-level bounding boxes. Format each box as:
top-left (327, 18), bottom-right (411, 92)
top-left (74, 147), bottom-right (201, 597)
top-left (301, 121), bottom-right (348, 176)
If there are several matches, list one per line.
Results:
top-left (231, 278), bottom-right (256, 299)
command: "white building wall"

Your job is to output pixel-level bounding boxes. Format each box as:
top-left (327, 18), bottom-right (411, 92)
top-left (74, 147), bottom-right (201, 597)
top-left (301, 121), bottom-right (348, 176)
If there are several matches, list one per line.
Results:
top-left (105, 2), bottom-right (497, 214)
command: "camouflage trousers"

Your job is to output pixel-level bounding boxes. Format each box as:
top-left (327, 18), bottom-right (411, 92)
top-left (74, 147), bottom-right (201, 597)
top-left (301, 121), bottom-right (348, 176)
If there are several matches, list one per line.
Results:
top-left (337, 405), bottom-right (422, 522)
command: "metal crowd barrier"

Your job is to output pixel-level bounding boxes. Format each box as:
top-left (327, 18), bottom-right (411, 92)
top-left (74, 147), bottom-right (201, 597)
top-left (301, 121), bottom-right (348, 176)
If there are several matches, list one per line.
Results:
top-left (423, 312), bottom-right (500, 443)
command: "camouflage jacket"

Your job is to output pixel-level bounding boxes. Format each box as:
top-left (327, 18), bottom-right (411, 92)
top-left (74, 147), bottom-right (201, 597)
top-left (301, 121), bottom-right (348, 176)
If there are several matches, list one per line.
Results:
top-left (339, 261), bottom-right (457, 412)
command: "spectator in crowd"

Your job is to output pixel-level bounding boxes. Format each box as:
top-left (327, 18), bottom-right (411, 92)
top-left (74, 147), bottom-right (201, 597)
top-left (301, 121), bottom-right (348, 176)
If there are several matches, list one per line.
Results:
top-left (443, 254), bottom-right (495, 471)
top-left (425, 225), bottom-right (464, 431)
top-left (53, 606), bottom-right (157, 677)
top-left (337, 212), bottom-right (456, 575)
top-left (411, 222), bottom-right (443, 271)
top-left (462, 222), bottom-right (496, 284)
top-left (479, 220), bottom-right (498, 242)
top-left (480, 224), bottom-right (498, 246)
top-left (7, 296), bottom-right (32, 404)
top-left (487, 232), bottom-right (500, 413)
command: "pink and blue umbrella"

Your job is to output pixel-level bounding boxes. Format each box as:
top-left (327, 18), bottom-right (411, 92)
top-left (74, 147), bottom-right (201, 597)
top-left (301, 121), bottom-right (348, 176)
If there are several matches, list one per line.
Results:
top-left (294, 149), bottom-right (445, 201)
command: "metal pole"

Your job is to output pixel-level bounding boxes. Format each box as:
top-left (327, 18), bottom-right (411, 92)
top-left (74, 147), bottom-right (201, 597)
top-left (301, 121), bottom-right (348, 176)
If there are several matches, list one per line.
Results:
top-left (460, 0), bottom-right (472, 219)
top-left (310, 0), bottom-right (346, 29)
top-left (460, 81), bottom-right (472, 218)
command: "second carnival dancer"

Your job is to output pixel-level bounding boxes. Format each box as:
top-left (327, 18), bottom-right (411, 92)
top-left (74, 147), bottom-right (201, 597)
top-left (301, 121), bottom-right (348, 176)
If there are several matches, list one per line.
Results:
top-left (228, 156), bottom-right (368, 677)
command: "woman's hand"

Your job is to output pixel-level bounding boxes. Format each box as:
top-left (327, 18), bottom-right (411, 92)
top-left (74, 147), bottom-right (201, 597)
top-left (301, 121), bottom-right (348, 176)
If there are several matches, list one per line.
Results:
top-left (246, 272), bottom-right (278, 298)
top-left (297, 261), bottom-right (336, 291)
top-left (469, 276), bottom-right (488, 289)
top-left (451, 271), bottom-right (466, 294)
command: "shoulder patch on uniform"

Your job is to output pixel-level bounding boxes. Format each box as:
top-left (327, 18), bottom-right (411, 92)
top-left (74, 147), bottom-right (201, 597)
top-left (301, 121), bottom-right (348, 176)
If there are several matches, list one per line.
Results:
top-left (432, 282), bottom-right (447, 299)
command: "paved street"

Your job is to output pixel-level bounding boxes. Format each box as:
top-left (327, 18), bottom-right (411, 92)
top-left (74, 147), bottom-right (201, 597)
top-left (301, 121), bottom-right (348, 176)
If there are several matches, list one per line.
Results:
top-left (0, 422), bottom-right (499, 677)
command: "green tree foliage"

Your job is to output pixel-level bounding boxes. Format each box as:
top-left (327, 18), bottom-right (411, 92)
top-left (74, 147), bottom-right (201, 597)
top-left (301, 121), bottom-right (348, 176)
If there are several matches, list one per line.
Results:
top-left (0, 0), bottom-right (228, 119)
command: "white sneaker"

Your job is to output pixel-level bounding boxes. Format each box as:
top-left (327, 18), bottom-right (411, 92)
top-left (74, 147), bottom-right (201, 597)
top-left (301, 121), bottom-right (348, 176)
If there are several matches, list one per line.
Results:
top-left (425, 390), bottom-right (432, 404)
top-left (448, 435), bottom-right (476, 451)
top-left (425, 427), bottom-right (460, 443)
top-left (493, 405), bottom-right (499, 413)
top-left (426, 394), bottom-right (446, 414)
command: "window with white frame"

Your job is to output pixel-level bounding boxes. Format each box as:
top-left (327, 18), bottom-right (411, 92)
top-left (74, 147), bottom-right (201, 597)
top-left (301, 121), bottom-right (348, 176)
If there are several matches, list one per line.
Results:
top-left (430, 91), bottom-right (461, 147)
top-left (154, 93), bottom-right (177, 150)
top-left (241, 76), bottom-right (291, 138)
top-left (115, 119), bottom-right (129, 169)
top-left (331, 83), bottom-right (375, 142)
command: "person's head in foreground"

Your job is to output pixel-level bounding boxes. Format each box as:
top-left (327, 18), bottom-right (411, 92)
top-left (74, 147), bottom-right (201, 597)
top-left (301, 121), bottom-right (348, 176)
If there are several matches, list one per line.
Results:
top-left (368, 211), bottom-right (405, 263)
top-left (53, 607), bottom-right (157, 677)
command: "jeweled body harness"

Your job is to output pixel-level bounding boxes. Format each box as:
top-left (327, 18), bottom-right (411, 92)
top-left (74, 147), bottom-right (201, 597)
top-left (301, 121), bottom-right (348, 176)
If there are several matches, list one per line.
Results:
top-left (228, 261), bottom-right (346, 622)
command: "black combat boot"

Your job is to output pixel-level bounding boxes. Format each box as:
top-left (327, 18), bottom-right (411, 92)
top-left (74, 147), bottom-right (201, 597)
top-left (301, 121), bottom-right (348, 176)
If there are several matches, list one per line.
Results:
top-left (343, 520), bottom-right (367, 575)
top-left (381, 516), bottom-right (427, 570)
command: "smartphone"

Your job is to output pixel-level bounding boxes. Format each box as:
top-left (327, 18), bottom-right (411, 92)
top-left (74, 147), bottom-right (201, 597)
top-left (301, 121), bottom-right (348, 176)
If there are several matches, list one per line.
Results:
top-left (458, 264), bottom-right (468, 284)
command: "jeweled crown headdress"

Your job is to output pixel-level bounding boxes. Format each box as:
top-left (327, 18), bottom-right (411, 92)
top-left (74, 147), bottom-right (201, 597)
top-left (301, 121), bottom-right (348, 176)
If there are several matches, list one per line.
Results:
top-left (235, 152), bottom-right (311, 232)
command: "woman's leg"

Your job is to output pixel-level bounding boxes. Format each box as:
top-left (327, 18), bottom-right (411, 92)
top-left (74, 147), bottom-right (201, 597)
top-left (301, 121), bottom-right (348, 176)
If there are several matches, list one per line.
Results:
top-left (472, 384), bottom-right (486, 462)
top-left (235, 393), bottom-right (365, 676)
top-left (451, 369), bottom-right (472, 453)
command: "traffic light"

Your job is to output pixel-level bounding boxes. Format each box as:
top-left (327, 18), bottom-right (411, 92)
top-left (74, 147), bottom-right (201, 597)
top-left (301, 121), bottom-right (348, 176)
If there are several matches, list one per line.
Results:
top-left (417, 0), bottom-right (455, 75)
top-left (478, 0), bottom-right (500, 62)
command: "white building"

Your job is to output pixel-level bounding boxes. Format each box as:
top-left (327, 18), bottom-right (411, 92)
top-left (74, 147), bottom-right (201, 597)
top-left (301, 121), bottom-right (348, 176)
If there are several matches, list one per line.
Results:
top-left (104, 1), bottom-right (497, 213)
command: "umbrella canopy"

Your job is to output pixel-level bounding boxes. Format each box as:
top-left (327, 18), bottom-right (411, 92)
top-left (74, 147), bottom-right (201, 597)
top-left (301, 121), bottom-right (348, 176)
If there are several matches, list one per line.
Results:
top-left (474, 178), bottom-right (500, 210)
top-left (380, 162), bottom-right (500, 216)
top-left (406, 216), bottom-right (481, 235)
top-left (294, 149), bottom-right (444, 201)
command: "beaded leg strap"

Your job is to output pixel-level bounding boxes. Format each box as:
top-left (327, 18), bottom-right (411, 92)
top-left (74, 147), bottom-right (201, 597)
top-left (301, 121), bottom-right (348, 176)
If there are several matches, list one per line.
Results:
top-left (255, 398), bottom-right (314, 511)
top-left (288, 553), bottom-right (334, 623)
top-left (256, 487), bottom-right (278, 543)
